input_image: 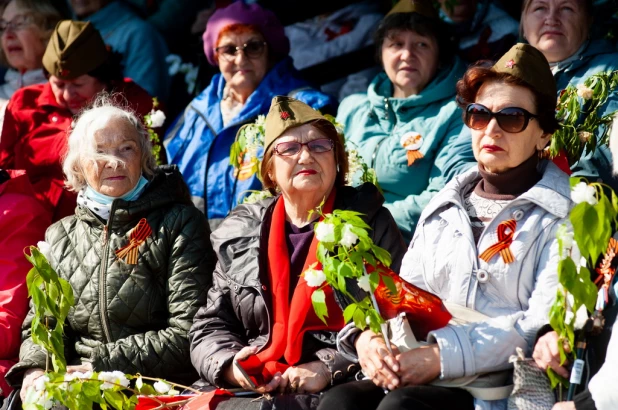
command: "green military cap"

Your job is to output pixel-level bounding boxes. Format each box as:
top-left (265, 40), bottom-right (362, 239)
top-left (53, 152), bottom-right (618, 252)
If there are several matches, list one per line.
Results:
top-left (493, 43), bottom-right (556, 99)
top-left (42, 20), bottom-right (109, 80)
top-left (387, 0), bottom-right (439, 19)
top-left (263, 96), bottom-right (331, 151)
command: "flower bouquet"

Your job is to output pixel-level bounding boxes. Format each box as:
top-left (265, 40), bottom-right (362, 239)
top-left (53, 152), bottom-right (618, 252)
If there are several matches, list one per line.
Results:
top-left (307, 204), bottom-right (451, 339)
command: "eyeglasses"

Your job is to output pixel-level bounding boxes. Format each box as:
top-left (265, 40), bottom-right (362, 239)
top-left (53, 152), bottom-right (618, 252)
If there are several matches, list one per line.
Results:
top-left (0, 14), bottom-right (34, 33)
top-left (464, 103), bottom-right (538, 133)
top-left (273, 138), bottom-right (334, 156)
top-left (215, 40), bottom-right (267, 62)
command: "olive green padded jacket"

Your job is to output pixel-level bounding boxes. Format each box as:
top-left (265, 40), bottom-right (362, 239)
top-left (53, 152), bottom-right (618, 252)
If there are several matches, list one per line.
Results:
top-left (6, 165), bottom-right (215, 386)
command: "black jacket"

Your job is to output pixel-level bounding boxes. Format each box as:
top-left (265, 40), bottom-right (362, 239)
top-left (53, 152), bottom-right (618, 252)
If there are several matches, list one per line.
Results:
top-left (189, 183), bottom-right (406, 387)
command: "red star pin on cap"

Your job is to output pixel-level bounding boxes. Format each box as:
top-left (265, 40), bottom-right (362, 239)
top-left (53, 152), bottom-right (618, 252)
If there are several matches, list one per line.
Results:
top-left (505, 59), bottom-right (516, 69)
top-left (280, 111), bottom-right (290, 120)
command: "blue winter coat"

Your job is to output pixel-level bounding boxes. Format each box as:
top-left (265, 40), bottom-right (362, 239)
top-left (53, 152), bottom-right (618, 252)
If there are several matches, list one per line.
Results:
top-left (164, 57), bottom-right (336, 230)
top-left (336, 57), bottom-right (474, 242)
top-left (553, 39), bottom-right (618, 191)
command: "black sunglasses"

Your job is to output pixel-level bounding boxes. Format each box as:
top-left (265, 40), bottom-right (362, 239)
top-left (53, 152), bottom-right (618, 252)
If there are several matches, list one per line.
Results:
top-left (273, 138), bottom-right (334, 156)
top-left (215, 40), bottom-right (267, 61)
top-left (465, 103), bottom-right (538, 133)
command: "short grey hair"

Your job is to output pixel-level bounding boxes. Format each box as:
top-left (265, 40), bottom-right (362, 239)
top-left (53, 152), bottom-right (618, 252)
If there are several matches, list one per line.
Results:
top-left (63, 94), bottom-right (156, 192)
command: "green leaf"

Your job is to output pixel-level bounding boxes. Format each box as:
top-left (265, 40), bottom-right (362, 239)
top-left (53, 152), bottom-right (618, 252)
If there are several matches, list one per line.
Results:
top-left (311, 289), bottom-right (328, 325)
top-left (352, 308), bottom-right (366, 331)
top-left (103, 390), bottom-right (125, 410)
top-left (369, 272), bottom-right (380, 293)
top-left (343, 304), bottom-right (357, 323)
top-left (573, 266), bottom-right (598, 313)
top-left (381, 274), bottom-right (397, 295)
top-left (372, 245), bottom-right (392, 268)
top-left (547, 368), bottom-right (569, 389)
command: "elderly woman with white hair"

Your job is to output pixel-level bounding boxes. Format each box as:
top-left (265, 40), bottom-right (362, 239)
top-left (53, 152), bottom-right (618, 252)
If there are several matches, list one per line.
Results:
top-left (4, 97), bottom-right (215, 403)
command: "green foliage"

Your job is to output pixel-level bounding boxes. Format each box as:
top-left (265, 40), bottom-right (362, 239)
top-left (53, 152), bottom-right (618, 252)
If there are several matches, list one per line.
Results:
top-left (310, 206), bottom-right (393, 334)
top-left (550, 70), bottom-right (618, 163)
top-left (143, 98), bottom-right (164, 165)
top-left (548, 178), bottom-right (618, 388)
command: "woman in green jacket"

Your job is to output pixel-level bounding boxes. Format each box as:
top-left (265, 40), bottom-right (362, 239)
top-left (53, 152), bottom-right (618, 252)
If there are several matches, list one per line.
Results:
top-left (336, 0), bottom-right (475, 242)
top-left (6, 96), bottom-right (215, 403)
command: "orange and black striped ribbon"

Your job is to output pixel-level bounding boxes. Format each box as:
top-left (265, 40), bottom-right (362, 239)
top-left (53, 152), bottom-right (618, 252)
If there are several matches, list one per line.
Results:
top-left (407, 150), bottom-right (424, 166)
top-left (479, 219), bottom-right (517, 264)
top-left (115, 218), bottom-right (152, 265)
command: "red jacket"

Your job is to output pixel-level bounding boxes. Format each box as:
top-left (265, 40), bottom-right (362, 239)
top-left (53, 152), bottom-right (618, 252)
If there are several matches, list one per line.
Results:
top-left (0, 80), bottom-right (160, 223)
top-left (0, 171), bottom-right (50, 397)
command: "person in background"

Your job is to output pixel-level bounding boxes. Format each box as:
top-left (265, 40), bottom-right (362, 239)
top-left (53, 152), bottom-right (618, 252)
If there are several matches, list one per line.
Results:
top-left (335, 0), bottom-right (474, 243)
top-left (70, 0), bottom-right (170, 103)
top-left (0, 0), bottom-right (64, 105)
top-left (0, 20), bottom-right (162, 223)
top-left (164, 1), bottom-right (337, 231)
top-left (189, 96), bottom-right (405, 409)
top-left (0, 170), bottom-right (50, 402)
top-left (438, 0), bottom-right (519, 62)
top-left (5, 98), bottom-right (214, 406)
top-left (521, 0), bottom-right (618, 190)
top-left (321, 43), bottom-right (570, 410)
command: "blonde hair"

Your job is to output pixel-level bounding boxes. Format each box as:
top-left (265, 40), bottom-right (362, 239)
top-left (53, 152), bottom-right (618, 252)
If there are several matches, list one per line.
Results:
top-left (0, 0), bottom-right (63, 67)
top-left (62, 93), bottom-right (155, 191)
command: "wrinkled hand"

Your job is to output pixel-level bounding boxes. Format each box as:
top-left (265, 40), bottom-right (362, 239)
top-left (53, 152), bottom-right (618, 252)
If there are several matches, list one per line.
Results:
top-left (67, 362), bottom-right (93, 374)
top-left (278, 361), bottom-right (330, 394)
top-left (222, 346), bottom-right (282, 393)
top-left (355, 329), bottom-right (400, 390)
top-left (75, 338), bottom-right (103, 360)
top-left (21, 368), bottom-right (46, 401)
top-left (552, 402), bottom-right (575, 410)
top-left (533, 331), bottom-right (570, 379)
top-left (396, 344), bottom-right (441, 386)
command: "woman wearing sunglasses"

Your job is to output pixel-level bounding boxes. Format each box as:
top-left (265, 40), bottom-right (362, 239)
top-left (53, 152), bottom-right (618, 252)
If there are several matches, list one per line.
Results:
top-left (321, 43), bottom-right (572, 410)
top-left (335, 0), bottom-right (476, 244)
top-left (164, 1), bottom-right (336, 232)
top-left (189, 96), bottom-right (406, 408)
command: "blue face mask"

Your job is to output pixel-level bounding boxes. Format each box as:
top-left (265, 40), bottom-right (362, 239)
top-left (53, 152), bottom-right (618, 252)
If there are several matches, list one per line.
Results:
top-left (85, 175), bottom-right (149, 205)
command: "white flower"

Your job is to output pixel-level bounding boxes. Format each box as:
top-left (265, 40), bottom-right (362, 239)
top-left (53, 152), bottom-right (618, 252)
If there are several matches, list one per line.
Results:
top-left (571, 182), bottom-right (597, 205)
top-left (340, 224), bottom-right (358, 248)
top-left (315, 222), bottom-right (335, 243)
top-left (34, 375), bottom-right (49, 391)
top-left (154, 380), bottom-right (171, 394)
top-left (255, 114), bottom-right (266, 128)
top-left (346, 150), bottom-right (363, 179)
top-left (38, 391), bottom-right (54, 410)
top-left (576, 84), bottom-right (594, 100)
top-left (98, 370), bottom-right (130, 390)
top-left (335, 124), bottom-right (344, 135)
top-left (148, 110), bottom-right (166, 128)
top-left (357, 275), bottom-right (371, 292)
top-left (557, 227), bottom-right (574, 251)
top-left (304, 267), bottom-right (326, 288)
top-left (578, 131), bottom-right (593, 143)
top-left (135, 376), bottom-right (143, 390)
top-left (37, 241), bottom-right (52, 262)
top-left (184, 66), bottom-right (198, 94)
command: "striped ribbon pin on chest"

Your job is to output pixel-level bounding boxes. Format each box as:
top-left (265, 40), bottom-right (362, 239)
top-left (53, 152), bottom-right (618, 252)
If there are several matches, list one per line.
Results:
top-left (479, 219), bottom-right (517, 264)
top-left (400, 132), bottom-right (424, 166)
top-left (115, 218), bottom-right (152, 265)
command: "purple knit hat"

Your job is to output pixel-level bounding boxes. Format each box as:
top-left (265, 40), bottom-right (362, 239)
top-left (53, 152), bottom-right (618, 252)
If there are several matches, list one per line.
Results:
top-left (203, 1), bottom-right (290, 66)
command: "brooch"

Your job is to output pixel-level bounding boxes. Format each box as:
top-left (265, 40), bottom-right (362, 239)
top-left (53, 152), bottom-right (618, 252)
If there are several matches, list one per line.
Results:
top-left (400, 132), bottom-right (424, 166)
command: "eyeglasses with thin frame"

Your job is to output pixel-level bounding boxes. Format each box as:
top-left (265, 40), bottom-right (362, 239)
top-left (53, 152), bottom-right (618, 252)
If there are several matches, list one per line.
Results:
top-left (464, 103), bottom-right (538, 133)
top-left (0, 14), bottom-right (34, 33)
top-left (273, 138), bottom-right (334, 157)
top-left (215, 40), bottom-right (267, 62)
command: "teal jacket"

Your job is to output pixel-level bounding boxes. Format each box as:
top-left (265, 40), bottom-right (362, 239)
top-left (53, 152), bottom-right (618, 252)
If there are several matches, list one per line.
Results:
top-left (337, 58), bottom-right (472, 242)
top-left (553, 39), bottom-right (618, 191)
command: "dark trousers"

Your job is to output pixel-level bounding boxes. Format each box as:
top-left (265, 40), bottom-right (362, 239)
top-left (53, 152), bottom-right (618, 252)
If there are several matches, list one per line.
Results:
top-left (317, 380), bottom-right (475, 410)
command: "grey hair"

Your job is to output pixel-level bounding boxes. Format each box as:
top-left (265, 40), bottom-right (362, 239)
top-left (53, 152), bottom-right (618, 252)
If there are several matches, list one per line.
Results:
top-left (62, 93), bottom-right (156, 192)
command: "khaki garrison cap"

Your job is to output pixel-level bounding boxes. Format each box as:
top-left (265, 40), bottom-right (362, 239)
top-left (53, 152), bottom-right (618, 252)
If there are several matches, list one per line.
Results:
top-left (42, 20), bottom-right (109, 80)
top-left (492, 43), bottom-right (557, 99)
top-left (387, 0), bottom-right (439, 19)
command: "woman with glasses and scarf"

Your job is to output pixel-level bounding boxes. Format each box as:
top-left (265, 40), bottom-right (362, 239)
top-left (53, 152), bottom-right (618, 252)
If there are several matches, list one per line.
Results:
top-left (164, 2), bottom-right (337, 232)
top-left (189, 96), bottom-right (406, 409)
top-left (320, 43), bottom-right (573, 410)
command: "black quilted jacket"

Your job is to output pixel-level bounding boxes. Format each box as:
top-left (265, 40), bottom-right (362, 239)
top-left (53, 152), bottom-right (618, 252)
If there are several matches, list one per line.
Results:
top-left (189, 183), bottom-right (407, 387)
top-left (6, 166), bottom-right (215, 386)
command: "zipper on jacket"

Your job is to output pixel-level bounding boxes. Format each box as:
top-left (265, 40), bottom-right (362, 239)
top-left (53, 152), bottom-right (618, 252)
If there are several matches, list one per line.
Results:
top-left (98, 201), bottom-right (118, 343)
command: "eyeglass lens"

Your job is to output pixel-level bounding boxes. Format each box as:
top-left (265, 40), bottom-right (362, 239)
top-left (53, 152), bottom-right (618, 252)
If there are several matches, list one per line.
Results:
top-left (274, 139), bottom-right (334, 156)
top-left (465, 104), bottom-right (531, 133)
top-left (0, 15), bottom-right (32, 32)
top-left (217, 41), bottom-right (266, 60)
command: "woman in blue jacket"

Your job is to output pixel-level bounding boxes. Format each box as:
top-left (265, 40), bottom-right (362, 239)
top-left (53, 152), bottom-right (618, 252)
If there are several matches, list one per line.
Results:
top-left (336, 0), bottom-right (475, 242)
top-left (164, 1), bottom-right (336, 230)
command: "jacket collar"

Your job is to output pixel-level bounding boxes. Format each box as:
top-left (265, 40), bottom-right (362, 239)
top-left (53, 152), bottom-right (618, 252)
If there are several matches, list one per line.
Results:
top-left (191, 57), bottom-right (310, 133)
top-left (423, 160), bottom-right (573, 220)
top-left (552, 39), bottom-right (617, 74)
top-left (35, 82), bottom-right (67, 110)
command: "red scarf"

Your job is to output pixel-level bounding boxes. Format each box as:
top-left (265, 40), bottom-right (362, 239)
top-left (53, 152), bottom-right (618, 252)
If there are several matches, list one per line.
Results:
top-left (247, 190), bottom-right (344, 380)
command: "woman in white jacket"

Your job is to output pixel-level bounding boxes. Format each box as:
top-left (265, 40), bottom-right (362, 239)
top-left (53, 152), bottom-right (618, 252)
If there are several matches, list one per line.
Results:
top-left (319, 43), bottom-right (573, 410)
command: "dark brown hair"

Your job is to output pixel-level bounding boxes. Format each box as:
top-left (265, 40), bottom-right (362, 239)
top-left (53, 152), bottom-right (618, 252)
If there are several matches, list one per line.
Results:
top-left (456, 61), bottom-right (560, 135)
top-left (260, 119), bottom-right (349, 195)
